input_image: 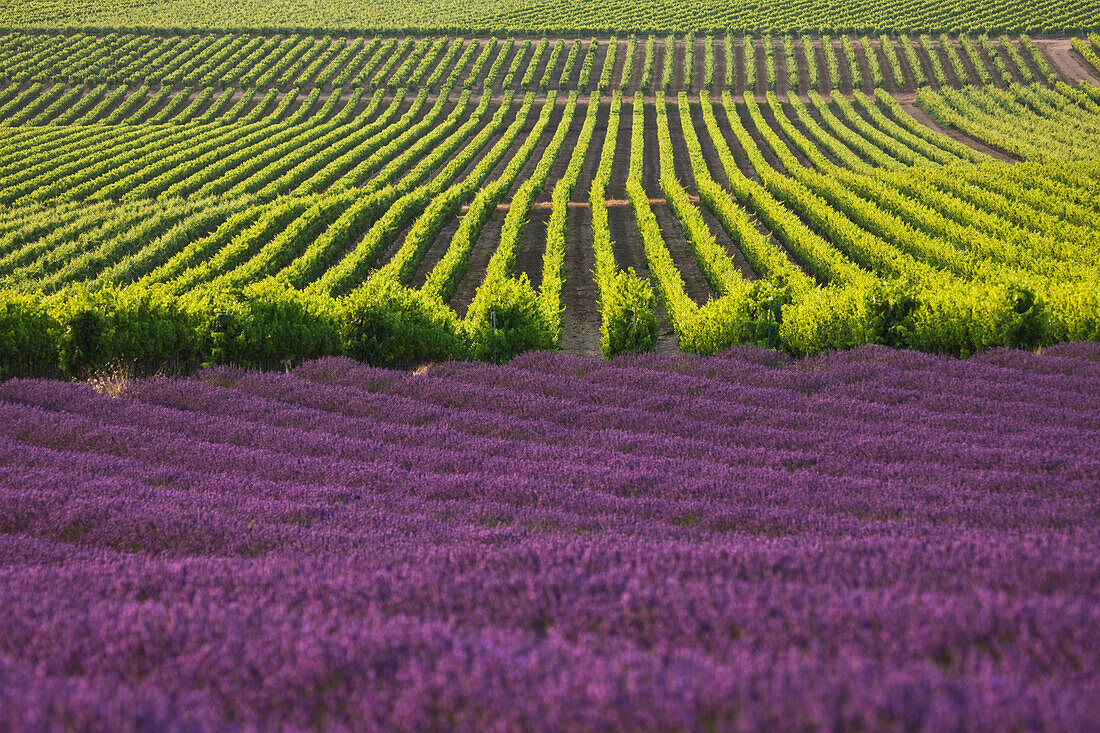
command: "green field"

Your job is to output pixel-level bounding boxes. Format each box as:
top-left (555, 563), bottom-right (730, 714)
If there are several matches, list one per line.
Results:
top-left (0, 25), bottom-right (1099, 374)
top-left (1, 0), bottom-right (1098, 33)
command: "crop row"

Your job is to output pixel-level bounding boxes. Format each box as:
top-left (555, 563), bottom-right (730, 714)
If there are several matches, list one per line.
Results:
top-left (3, 0), bottom-right (1098, 34)
top-left (0, 84), bottom-right (1098, 369)
top-left (1, 341), bottom-right (1097, 727)
top-left (0, 31), bottom-right (1085, 99)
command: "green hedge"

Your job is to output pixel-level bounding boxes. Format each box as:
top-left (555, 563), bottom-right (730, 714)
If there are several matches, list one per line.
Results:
top-left (0, 274), bottom-right (1082, 379)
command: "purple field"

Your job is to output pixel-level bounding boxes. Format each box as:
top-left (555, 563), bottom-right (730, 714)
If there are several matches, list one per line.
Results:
top-left (1, 344), bottom-right (1098, 731)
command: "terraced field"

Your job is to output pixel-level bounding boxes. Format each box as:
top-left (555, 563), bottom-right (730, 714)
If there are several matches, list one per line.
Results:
top-left (1, 30), bottom-right (1099, 372)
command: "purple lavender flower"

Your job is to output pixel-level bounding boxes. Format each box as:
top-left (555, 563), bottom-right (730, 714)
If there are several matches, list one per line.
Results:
top-left (0, 345), bottom-right (1097, 730)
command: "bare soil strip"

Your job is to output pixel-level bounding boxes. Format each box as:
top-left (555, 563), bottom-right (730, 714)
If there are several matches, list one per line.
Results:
top-left (734, 40), bottom-right (747, 96)
top-left (875, 40), bottom-right (899, 94)
top-left (608, 97), bottom-right (633, 199)
top-left (1040, 38), bottom-right (1100, 85)
top-left (835, 39), bottom-right (854, 95)
top-left (628, 37), bottom-right (646, 95)
top-left (650, 202), bottom-right (715, 307)
top-left (714, 38), bottom-right (728, 93)
top-left (448, 203), bottom-right (506, 316)
top-left (709, 99), bottom-right (759, 180)
top-left (853, 39), bottom-right (874, 94)
top-left (949, 39), bottom-right (981, 86)
top-left (899, 102), bottom-right (1015, 162)
top-left (557, 203), bottom-right (601, 357)
top-left (774, 37), bottom-right (790, 96)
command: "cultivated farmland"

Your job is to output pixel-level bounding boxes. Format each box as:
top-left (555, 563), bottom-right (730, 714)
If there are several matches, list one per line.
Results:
top-left (0, 2), bottom-right (1099, 730)
top-left (1, 345), bottom-right (1099, 727)
top-left (0, 31), bottom-right (1099, 371)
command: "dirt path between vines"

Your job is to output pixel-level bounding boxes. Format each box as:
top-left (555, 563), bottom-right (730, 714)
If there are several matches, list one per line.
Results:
top-left (900, 102), bottom-right (1015, 162)
top-left (1039, 38), bottom-right (1100, 86)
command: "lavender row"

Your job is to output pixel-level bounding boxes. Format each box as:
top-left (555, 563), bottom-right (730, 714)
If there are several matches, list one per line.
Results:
top-left (0, 345), bottom-right (1097, 730)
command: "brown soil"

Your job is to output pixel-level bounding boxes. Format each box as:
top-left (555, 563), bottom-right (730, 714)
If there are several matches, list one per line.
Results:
top-left (694, 194), bottom-right (760, 281)
top-left (734, 40), bottom-right (747, 95)
top-left (535, 100), bottom-right (583, 203)
top-left (447, 102), bottom-right (553, 315)
top-left (664, 99), bottom-right (697, 195)
top-left (640, 100), bottom-right (660, 192)
top-left (1040, 38), bottom-right (1100, 85)
top-left (277, 93), bottom-right (310, 121)
top-left (378, 107), bottom-right (508, 277)
top-left (514, 203), bottom-right (552, 289)
top-left (835, 39), bottom-right (854, 95)
top-left (652, 40), bottom-right (666, 92)
top-left (190, 87), bottom-right (223, 119)
top-left (845, 94), bottom-right (884, 133)
top-left (950, 39), bottom-right (981, 86)
top-left (321, 41), bottom-right (365, 89)
top-left (356, 95), bottom-right (464, 191)
top-left (873, 40), bottom-right (899, 94)
top-left (507, 101), bottom-right (563, 198)
top-left (1008, 38), bottom-right (1047, 83)
top-left (607, 97), bottom-right (633, 199)
top-left (405, 215), bottom-right (459, 291)
top-left (971, 40), bottom-right (1005, 88)
top-left (12, 82), bottom-right (64, 123)
top-left (606, 204), bottom-right (643, 273)
top-left (694, 37), bottom-right (706, 92)
top-left (525, 41), bottom-right (552, 92)
top-left (673, 38), bottom-right (685, 91)
top-left (794, 38), bottom-right (810, 96)
top-left (853, 38), bottom-right (874, 94)
top-left (448, 203), bottom-right (505, 317)
top-left (225, 89), bottom-right (259, 122)
top-left (494, 43), bottom-right (521, 93)
top-left (778, 101), bottom-right (841, 166)
top-left (435, 103), bottom-right (508, 189)
top-left (688, 99), bottom-right (729, 189)
top-left (801, 97), bottom-right (842, 148)
top-left (650, 202), bottom-right (715, 306)
top-left (931, 42), bottom-right (959, 87)
top-left (812, 42), bottom-right (830, 94)
top-left (572, 110), bottom-right (603, 200)
top-left (911, 39), bottom-right (940, 90)
top-left (739, 99), bottom-right (788, 174)
top-left (140, 86), bottom-right (180, 122)
top-left (774, 37), bottom-right (790, 96)
top-left (433, 41), bottom-right (470, 93)
top-left (556, 203), bottom-right (601, 357)
top-left (82, 85), bottom-right (135, 124)
top-left (627, 38), bottom-right (646, 94)
top-left (607, 38), bottom-right (627, 93)
top-left (714, 38), bottom-right (727, 92)
top-left (709, 99), bottom-right (758, 180)
top-left (350, 89), bottom-right (381, 118)
top-left (758, 100), bottom-right (812, 170)
top-left (563, 40), bottom-right (586, 90)
top-left (900, 102), bottom-right (1015, 162)
top-left (996, 43), bottom-right (1028, 85)
top-left (753, 38), bottom-right (767, 94)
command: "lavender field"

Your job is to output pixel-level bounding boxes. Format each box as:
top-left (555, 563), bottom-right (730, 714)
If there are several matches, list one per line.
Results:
top-left (1, 344), bottom-right (1099, 730)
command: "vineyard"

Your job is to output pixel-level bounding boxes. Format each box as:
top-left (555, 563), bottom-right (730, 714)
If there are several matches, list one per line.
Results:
top-left (2, 0), bottom-right (1099, 33)
top-left (0, 31), bottom-right (1099, 372)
